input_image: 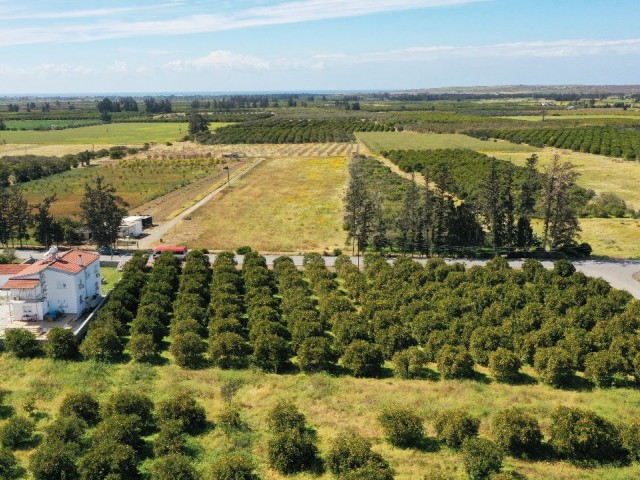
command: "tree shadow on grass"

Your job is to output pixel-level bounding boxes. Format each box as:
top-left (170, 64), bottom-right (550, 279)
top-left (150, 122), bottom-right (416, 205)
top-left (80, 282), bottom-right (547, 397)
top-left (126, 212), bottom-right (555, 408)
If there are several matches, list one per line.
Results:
top-left (469, 370), bottom-right (491, 384)
top-left (498, 371), bottom-right (538, 386)
top-left (559, 375), bottom-right (593, 392)
top-left (415, 436), bottom-right (441, 453)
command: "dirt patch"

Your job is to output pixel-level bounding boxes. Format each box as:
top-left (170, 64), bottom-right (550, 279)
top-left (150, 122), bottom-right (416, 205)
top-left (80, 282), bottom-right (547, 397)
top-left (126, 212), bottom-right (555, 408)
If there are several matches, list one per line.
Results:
top-left (634, 272), bottom-right (640, 283)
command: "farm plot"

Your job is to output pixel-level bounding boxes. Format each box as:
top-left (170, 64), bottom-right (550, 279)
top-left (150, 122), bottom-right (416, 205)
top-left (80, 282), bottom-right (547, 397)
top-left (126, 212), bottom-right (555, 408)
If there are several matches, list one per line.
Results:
top-left (133, 141), bottom-right (359, 160)
top-left (0, 122), bottom-right (228, 145)
top-left (160, 156), bottom-right (349, 252)
top-left (356, 131), bottom-right (539, 154)
top-left (20, 157), bottom-right (233, 218)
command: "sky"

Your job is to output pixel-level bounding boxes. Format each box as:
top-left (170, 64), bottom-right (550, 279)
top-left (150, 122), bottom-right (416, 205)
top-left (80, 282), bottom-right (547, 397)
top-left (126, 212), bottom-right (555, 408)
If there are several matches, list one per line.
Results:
top-left (1, 0), bottom-right (639, 94)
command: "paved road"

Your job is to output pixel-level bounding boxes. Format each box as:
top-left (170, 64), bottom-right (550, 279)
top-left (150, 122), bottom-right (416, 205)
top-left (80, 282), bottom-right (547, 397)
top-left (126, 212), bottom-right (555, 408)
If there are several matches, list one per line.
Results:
top-left (8, 249), bottom-right (640, 299)
top-left (136, 158), bottom-right (265, 249)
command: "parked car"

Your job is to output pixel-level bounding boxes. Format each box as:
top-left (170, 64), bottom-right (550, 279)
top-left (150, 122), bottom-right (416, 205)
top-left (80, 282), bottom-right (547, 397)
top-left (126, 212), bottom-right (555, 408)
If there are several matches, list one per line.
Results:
top-left (98, 246), bottom-right (120, 255)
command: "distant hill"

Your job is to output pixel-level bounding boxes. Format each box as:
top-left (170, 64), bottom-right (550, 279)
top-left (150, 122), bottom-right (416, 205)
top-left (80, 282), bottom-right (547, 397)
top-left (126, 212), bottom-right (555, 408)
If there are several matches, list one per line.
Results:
top-left (396, 85), bottom-right (640, 96)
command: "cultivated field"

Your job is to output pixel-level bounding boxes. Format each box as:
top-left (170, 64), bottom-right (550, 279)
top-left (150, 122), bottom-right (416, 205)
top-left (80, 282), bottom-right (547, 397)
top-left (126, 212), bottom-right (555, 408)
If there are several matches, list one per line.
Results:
top-left (0, 122), bottom-right (217, 145)
top-left (356, 131), bottom-right (539, 154)
top-left (2, 346), bottom-right (640, 479)
top-left (20, 158), bottom-right (236, 217)
top-left (133, 141), bottom-right (360, 160)
top-left (161, 156), bottom-right (349, 252)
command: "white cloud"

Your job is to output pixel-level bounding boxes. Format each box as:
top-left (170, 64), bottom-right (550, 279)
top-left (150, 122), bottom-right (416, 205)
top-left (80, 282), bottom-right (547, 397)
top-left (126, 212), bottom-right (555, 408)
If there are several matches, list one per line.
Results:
top-left (0, 0), bottom-right (484, 46)
top-left (325, 39), bottom-right (640, 63)
top-left (164, 50), bottom-right (324, 71)
top-left (0, 3), bottom-right (180, 20)
top-left (108, 61), bottom-right (128, 73)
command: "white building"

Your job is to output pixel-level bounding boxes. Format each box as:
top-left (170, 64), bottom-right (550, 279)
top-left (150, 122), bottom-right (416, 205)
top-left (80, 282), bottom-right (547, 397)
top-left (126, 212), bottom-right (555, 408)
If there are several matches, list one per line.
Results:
top-left (0, 248), bottom-right (102, 321)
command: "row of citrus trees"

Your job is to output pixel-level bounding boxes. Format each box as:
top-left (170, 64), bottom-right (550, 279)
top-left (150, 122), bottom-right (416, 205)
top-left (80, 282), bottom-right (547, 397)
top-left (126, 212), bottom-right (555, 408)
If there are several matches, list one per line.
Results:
top-left (466, 126), bottom-right (640, 160)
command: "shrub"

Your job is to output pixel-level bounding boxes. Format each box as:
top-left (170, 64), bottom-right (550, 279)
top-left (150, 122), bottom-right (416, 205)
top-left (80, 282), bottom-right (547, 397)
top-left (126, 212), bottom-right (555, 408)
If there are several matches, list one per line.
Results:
top-left (130, 315), bottom-right (165, 344)
top-left (549, 406), bottom-right (625, 463)
top-left (59, 392), bottom-right (101, 426)
top-left (4, 329), bottom-right (40, 358)
top-left (0, 447), bottom-right (19, 479)
top-left (341, 340), bottom-right (384, 377)
top-left (217, 405), bottom-right (248, 434)
top-left (488, 348), bottom-right (521, 383)
top-left (326, 432), bottom-right (391, 476)
top-left (78, 440), bottom-right (140, 480)
top-left (553, 259), bottom-right (576, 278)
top-left (154, 420), bottom-right (187, 456)
top-left (622, 417), bottom-right (640, 461)
top-left (29, 440), bottom-right (78, 480)
top-left (151, 454), bottom-right (198, 480)
top-left (103, 390), bottom-right (154, 433)
top-left (533, 347), bottom-right (574, 387)
top-left (267, 428), bottom-right (320, 474)
top-left (252, 334), bottom-right (291, 373)
top-left (297, 336), bottom-right (336, 372)
top-left (128, 333), bottom-right (160, 362)
top-left (392, 347), bottom-right (428, 379)
top-left (436, 345), bottom-right (475, 380)
top-left (209, 332), bottom-right (251, 369)
top-left (80, 326), bottom-right (123, 362)
top-left (434, 409), bottom-right (480, 449)
top-left (157, 391), bottom-right (207, 434)
top-left (209, 453), bottom-right (259, 480)
top-left (44, 415), bottom-right (87, 445)
top-left (170, 332), bottom-right (206, 369)
top-left (93, 414), bottom-right (145, 453)
top-left (377, 405), bottom-right (424, 448)
top-left (44, 327), bottom-right (78, 360)
top-left (462, 437), bottom-right (504, 480)
top-left (266, 401), bottom-right (307, 434)
top-left (0, 415), bottom-right (35, 449)
top-left (491, 408), bottom-right (542, 457)
top-left (583, 350), bottom-right (623, 387)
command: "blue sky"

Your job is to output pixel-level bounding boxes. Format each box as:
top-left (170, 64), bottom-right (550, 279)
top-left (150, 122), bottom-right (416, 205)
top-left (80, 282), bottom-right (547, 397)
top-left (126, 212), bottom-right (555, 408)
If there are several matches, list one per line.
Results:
top-left (1, 0), bottom-right (639, 94)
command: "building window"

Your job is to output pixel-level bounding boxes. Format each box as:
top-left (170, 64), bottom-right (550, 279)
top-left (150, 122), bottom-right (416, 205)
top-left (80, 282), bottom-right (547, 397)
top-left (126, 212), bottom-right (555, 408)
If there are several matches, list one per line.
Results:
top-left (95, 282), bottom-right (99, 291)
top-left (56, 281), bottom-right (67, 289)
top-left (79, 295), bottom-right (83, 304)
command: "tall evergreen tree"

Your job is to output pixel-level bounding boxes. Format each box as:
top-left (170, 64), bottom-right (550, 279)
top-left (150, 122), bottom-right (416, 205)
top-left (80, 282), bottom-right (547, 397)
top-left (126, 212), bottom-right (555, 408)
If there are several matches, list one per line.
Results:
top-left (482, 158), bottom-right (505, 250)
top-left (8, 188), bottom-right (31, 247)
top-left (80, 176), bottom-right (128, 248)
top-left (396, 174), bottom-right (421, 254)
top-left (541, 155), bottom-right (581, 250)
top-left (344, 157), bottom-right (375, 256)
top-left (422, 168), bottom-right (434, 255)
top-left (33, 195), bottom-right (61, 248)
top-left (500, 163), bottom-right (517, 247)
top-left (371, 194), bottom-right (388, 251)
top-left (0, 188), bottom-right (10, 247)
top-left (516, 154), bottom-right (539, 248)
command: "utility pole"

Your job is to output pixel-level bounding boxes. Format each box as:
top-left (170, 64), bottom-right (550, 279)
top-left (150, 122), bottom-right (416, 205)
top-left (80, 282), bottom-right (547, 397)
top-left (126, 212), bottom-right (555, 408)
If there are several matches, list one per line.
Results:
top-left (223, 166), bottom-right (230, 184)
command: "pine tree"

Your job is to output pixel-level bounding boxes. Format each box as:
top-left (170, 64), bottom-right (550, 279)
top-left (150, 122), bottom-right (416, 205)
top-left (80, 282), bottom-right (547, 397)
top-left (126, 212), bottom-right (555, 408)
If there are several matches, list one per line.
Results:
top-left (396, 174), bottom-right (421, 254)
top-left (422, 168), bottom-right (434, 255)
top-left (516, 154), bottom-right (539, 248)
top-left (8, 188), bottom-right (31, 248)
top-left (482, 158), bottom-right (505, 250)
top-left (344, 157), bottom-right (375, 257)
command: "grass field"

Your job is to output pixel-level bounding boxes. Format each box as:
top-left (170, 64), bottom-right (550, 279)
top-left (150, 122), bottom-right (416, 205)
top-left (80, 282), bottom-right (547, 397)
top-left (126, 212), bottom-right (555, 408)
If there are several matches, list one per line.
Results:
top-left (356, 131), bottom-right (539, 154)
top-left (497, 114), bottom-right (640, 122)
top-left (4, 119), bottom-right (100, 130)
top-left (0, 122), bottom-right (228, 145)
top-left (161, 157), bottom-right (349, 252)
top-left (2, 356), bottom-right (640, 479)
top-left (20, 158), bottom-right (230, 217)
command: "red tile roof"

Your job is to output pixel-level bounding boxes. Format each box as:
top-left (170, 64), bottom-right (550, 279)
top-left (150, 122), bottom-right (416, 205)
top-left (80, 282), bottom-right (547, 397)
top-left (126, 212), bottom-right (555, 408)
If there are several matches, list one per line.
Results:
top-left (0, 264), bottom-right (28, 275)
top-left (12, 249), bottom-right (100, 277)
top-left (0, 279), bottom-right (40, 290)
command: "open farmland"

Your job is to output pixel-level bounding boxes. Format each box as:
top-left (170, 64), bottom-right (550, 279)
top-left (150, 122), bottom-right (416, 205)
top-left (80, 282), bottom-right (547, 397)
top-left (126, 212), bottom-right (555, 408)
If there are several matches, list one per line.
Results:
top-left (20, 157), bottom-right (236, 217)
top-left (161, 156), bottom-right (349, 252)
top-left (356, 131), bottom-right (539, 154)
top-left (0, 122), bottom-right (228, 145)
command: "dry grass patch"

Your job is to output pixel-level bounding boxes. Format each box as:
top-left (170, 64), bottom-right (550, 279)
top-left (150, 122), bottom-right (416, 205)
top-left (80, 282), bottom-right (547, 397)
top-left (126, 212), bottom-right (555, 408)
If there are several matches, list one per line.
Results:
top-left (161, 156), bottom-right (349, 253)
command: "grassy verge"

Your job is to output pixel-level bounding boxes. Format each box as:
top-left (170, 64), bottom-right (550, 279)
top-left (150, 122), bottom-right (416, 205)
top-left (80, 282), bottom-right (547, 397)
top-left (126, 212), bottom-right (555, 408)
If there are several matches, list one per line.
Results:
top-left (161, 156), bottom-right (349, 253)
